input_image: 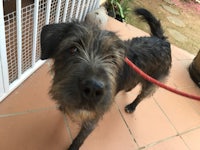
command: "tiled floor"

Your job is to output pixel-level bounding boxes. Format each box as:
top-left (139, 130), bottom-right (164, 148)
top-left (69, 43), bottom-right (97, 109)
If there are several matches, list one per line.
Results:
top-left (0, 18), bottom-right (200, 150)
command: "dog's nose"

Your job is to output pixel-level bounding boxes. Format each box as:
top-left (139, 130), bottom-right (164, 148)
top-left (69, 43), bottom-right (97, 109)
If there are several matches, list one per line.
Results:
top-left (80, 79), bottom-right (105, 101)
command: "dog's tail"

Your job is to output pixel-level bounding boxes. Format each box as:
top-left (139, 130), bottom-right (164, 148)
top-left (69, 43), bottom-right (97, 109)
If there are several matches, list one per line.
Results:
top-left (134, 8), bottom-right (167, 40)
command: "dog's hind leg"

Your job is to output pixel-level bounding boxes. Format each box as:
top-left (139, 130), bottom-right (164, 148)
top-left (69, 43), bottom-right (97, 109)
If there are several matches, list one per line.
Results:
top-left (125, 82), bottom-right (156, 113)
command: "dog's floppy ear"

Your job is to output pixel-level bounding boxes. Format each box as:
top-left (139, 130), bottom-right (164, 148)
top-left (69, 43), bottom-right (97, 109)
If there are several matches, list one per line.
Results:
top-left (40, 23), bottom-right (68, 60)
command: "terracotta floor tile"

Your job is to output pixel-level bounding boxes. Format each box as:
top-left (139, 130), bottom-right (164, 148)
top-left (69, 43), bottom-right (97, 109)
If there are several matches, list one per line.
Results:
top-left (154, 88), bottom-right (200, 133)
top-left (170, 60), bottom-right (196, 88)
top-left (181, 128), bottom-right (200, 150)
top-left (146, 136), bottom-right (188, 150)
top-left (159, 71), bottom-right (177, 88)
top-left (115, 89), bottom-right (177, 147)
top-left (0, 63), bottom-right (56, 115)
top-left (175, 87), bottom-right (200, 120)
top-left (171, 45), bottom-right (195, 60)
top-left (178, 85), bottom-right (200, 105)
top-left (65, 103), bottom-right (138, 150)
top-left (0, 108), bottom-right (69, 150)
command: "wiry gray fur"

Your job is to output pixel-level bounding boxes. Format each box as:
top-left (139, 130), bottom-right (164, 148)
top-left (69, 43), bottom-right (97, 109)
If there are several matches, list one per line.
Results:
top-left (40, 8), bottom-right (171, 150)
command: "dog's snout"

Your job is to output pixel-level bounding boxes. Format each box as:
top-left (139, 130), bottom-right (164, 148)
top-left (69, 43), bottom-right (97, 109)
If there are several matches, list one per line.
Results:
top-left (80, 79), bottom-right (105, 100)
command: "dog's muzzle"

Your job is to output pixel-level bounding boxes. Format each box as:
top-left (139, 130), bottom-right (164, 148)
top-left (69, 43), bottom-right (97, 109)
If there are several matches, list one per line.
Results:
top-left (80, 78), bottom-right (105, 102)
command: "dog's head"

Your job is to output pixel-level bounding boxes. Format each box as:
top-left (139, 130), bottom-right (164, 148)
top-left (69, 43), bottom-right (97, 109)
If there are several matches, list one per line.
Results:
top-left (40, 22), bottom-right (126, 116)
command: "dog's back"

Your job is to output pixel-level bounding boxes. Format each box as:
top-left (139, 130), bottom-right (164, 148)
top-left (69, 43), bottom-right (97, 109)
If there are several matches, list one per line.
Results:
top-left (117, 8), bottom-right (172, 113)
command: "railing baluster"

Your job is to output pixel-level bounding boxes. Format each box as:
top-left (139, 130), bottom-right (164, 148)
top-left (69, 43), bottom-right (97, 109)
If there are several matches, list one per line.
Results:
top-left (79, 0), bottom-right (86, 21)
top-left (46, 0), bottom-right (52, 24)
top-left (75, 0), bottom-right (82, 20)
top-left (55, 0), bottom-right (62, 23)
top-left (32, 0), bottom-right (39, 66)
top-left (83, 0), bottom-right (91, 19)
top-left (69, 0), bottom-right (76, 21)
top-left (62, 0), bottom-right (69, 22)
top-left (16, 0), bottom-right (22, 78)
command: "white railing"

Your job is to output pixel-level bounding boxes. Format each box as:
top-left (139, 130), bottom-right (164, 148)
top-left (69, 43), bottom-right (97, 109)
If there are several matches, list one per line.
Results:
top-left (0, 0), bottom-right (100, 102)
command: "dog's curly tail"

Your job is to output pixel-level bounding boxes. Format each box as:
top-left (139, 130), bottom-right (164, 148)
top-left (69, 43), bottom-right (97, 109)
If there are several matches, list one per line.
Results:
top-left (134, 8), bottom-right (167, 40)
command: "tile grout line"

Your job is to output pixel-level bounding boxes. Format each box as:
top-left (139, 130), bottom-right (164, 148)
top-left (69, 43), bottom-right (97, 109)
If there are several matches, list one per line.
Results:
top-left (63, 113), bottom-right (73, 143)
top-left (178, 124), bottom-right (200, 150)
top-left (138, 134), bottom-right (179, 150)
top-left (179, 136), bottom-right (192, 150)
top-left (152, 97), bottom-right (192, 150)
top-left (179, 124), bottom-right (200, 136)
top-left (153, 96), bottom-right (179, 133)
top-left (0, 106), bottom-right (57, 118)
top-left (114, 101), bottom-right (140, 148)
top-left (138, 122), bottom-right (200, 149)
top-left (114, 95), bottom-right (200, 150)
top-left (114, 100), bottom-right (187, 150)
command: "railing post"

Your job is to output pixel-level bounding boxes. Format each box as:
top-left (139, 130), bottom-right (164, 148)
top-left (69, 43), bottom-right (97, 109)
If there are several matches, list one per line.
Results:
top-left (0, 0), bottom-right (9, 98)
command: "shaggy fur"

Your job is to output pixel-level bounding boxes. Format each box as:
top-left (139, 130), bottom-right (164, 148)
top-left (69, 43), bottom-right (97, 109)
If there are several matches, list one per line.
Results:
top-left (117, 8), bottom-right (171, 113)
top-left (40, 8), bottom-right (171, 150)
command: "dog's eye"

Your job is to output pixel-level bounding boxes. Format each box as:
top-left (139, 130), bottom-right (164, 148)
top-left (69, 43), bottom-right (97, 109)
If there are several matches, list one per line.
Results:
top-left (69, 47), bottom-right (79, 55)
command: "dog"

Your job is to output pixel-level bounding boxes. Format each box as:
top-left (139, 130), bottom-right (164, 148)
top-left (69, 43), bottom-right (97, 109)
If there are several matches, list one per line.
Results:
top-left (40, 8), bottom-right (171, 150)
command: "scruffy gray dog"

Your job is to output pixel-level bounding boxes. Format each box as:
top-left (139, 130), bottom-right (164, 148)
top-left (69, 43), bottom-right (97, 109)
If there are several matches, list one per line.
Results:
top-left (40, 8), bottom-right (171, 150)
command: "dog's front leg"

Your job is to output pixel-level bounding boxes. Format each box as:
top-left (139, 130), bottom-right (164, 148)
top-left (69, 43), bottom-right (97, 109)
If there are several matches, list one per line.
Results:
top-left (68, 119), bottom-right (98, 150)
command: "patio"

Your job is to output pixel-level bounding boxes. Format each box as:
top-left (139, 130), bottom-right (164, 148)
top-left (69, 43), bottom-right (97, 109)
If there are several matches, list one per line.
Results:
top-left (0, 17), bottom-right (200, 150)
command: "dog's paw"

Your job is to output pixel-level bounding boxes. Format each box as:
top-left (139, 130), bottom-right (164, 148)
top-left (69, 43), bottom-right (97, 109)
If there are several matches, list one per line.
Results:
top-left (125, 104), bottom-right (136, 114)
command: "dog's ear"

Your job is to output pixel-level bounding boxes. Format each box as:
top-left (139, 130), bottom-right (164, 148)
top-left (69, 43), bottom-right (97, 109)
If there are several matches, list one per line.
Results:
top-left (40, 23), bottom-right (69, 60)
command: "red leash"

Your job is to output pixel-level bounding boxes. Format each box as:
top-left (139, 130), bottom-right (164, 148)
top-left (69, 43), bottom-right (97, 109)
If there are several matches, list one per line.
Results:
top-left (125, 57), bottom-right (200, 101)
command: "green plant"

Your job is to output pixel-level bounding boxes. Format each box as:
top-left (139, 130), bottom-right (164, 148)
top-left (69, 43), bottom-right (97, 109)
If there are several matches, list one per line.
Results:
top-left (105, 0), bottom-right (132, 22)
